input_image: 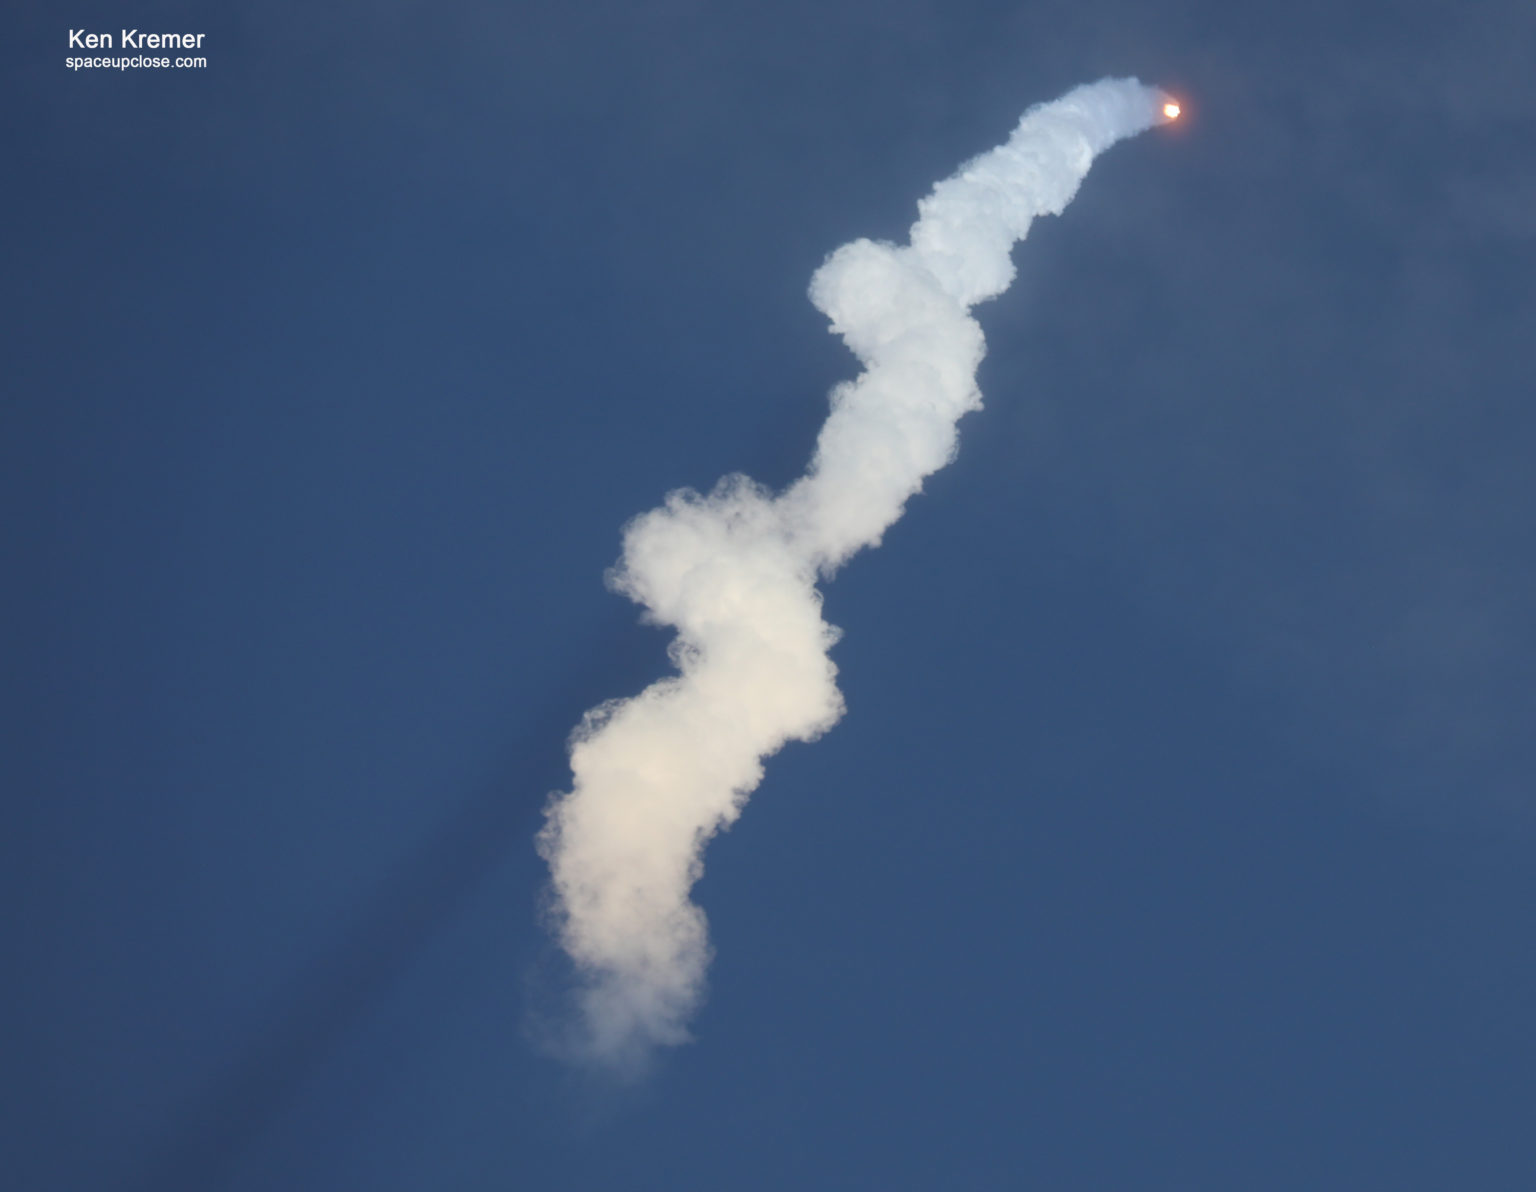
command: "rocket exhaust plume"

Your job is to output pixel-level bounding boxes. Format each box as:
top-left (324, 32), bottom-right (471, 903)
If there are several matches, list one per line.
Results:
top-left (538, 77), bottom-right (1172, 1072)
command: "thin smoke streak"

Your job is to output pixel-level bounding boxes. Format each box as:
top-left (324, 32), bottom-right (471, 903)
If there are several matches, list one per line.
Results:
top-left (538, 78), bottom-right (1173, 1072)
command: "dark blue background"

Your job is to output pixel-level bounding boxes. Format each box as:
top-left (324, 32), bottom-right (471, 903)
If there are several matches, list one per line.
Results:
top-left (7, 1), bottom-right (1534, 1188)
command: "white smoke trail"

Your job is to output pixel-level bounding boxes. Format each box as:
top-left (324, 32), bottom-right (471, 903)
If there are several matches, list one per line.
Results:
top-left (538, 77), bottom-right (1172, 1071)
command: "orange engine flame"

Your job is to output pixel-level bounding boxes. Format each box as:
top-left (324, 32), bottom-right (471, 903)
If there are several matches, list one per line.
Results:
top-left (1163, 102), bottom-right (1181, 120)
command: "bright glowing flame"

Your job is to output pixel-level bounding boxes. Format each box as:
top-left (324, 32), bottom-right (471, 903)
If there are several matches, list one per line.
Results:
top-left (1163, 102), bottom-right (1181, 120)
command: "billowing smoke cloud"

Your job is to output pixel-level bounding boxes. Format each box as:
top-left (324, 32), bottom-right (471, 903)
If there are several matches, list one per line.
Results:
top-left (538, 78), bottom-right (1172, 1071)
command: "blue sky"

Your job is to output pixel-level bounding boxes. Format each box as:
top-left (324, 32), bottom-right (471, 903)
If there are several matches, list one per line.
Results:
top-left (6, 1), bottom-right (1535, 1188)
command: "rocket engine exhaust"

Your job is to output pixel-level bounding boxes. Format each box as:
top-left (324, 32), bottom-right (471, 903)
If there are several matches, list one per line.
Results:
top-left (536, 77), bottom-right (1172, 1074)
